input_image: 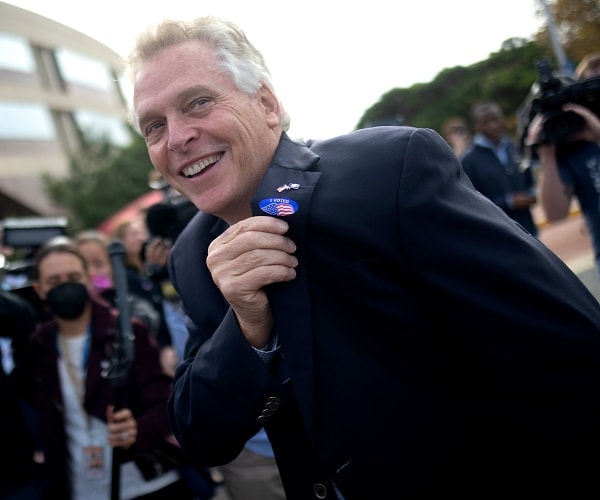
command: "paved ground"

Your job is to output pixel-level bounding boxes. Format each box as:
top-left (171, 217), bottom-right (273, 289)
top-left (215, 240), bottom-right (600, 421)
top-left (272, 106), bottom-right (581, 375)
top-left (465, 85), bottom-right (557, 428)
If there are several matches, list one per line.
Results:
top-left (537, 213), bottom-right (599, 301)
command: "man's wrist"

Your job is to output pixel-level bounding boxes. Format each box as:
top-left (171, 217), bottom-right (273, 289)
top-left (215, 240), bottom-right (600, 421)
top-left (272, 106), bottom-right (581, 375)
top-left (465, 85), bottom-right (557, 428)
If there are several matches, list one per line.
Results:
top-left (257, 333), bottom-right (279, 352)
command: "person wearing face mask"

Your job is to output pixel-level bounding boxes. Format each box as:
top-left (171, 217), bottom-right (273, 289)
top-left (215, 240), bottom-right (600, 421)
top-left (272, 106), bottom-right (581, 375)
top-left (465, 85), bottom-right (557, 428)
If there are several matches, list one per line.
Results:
top-left (75, 229), bottom-right (187, 380)
top-left (73, 230), bottom-right (165, 363)
top-left (9, 241), bottom-right (203, 500)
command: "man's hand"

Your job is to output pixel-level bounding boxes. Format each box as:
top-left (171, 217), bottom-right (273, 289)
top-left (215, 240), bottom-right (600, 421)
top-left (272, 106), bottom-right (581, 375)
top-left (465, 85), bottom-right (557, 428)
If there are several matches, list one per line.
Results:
top-left (207, 216), bottom-right (298, 348)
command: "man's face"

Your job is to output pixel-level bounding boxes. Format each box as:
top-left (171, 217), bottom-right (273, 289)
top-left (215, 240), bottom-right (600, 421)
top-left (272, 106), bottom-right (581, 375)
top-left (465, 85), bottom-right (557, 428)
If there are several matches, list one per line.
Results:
top-left (35, 252), bottom-right (89, 300)
top-left (475, 108), bottom-right (505, 143)
top-left (133, 40), bottom-right (282, 224)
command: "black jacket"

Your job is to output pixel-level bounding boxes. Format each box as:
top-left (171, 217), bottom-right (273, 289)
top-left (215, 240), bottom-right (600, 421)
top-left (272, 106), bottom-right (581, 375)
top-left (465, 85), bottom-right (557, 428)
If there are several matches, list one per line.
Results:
top-left (169, 128), bottom-right (600, 499)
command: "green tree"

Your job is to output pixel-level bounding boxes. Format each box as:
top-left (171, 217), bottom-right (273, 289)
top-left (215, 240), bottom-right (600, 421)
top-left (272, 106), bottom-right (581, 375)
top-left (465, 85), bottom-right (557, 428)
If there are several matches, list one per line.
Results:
top-left (358, 0), bottom-right (600, 136)
top-left (536, 0), bottom-right (600, 65)
top-left (356, 40), bottom-right (548, 136)
top-left (44, 130), bottom-right (154, 234)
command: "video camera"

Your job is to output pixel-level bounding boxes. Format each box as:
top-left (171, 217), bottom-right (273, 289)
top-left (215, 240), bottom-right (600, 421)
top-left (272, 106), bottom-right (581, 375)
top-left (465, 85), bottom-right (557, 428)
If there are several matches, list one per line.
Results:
top-left (1, 216), bottom-right (68, 319)
top-left (1, 215), bottom-right (68, 286)
top-left (520, 58), bottom-right (600, 146)
top-left (145, 195), bottom-right (197, 243)
top-left (140, 193), bottom-right (197, 264)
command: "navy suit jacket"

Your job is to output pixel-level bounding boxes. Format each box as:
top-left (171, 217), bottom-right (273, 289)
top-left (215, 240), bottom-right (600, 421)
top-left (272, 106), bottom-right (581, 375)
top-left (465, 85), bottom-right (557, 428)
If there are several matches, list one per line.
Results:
top-left (168, 127), bottom-right (600, 499)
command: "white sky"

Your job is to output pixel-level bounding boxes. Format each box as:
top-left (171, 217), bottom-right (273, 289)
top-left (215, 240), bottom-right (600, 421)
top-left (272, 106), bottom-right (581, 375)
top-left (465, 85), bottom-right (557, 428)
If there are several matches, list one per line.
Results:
top-left (6, 0), bottom-right (545, 141)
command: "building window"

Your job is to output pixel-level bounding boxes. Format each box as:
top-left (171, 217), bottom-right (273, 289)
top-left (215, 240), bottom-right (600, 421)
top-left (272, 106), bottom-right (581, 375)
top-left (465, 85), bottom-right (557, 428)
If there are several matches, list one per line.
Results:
top-left (55, 48), bottom-right (113, 92)
top-left (0, 33), bottom-right (35, 73)
top-left (73, 110), bottom-right (131, 146)
top-left (0, 102), bottom-right (55, 140)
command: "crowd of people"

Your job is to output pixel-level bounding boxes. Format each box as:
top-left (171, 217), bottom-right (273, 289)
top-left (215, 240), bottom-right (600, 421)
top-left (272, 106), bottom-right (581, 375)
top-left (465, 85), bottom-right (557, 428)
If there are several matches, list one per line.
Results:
top-left (1, 12), bottom-right (600, 500)
top-left (0, 195), bottom-right (283, 499)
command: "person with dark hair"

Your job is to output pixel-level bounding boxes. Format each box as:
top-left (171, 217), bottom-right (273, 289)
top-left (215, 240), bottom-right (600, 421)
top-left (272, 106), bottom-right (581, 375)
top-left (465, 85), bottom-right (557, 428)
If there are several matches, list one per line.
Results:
top-left (111, 218), bottom-right (181, 375)
top-left (10, 241), bottom-right (202, 499)
top-left (461, 101), bottom-right (539, 236)
top-left (128, 16), bottom-right (600, 499)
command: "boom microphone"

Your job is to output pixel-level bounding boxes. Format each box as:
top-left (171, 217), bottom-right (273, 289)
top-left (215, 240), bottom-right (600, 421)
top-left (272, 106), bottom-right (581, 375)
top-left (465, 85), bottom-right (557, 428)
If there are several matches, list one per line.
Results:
top-left (107, 240), bottom-right (135, 369)
top-left (106, 239), bottom-right (135, 500)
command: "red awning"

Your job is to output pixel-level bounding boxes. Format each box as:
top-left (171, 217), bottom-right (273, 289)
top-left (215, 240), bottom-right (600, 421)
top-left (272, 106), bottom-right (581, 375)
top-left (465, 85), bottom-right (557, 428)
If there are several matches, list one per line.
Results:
top-left (97, 190), bottom-right (164, 236)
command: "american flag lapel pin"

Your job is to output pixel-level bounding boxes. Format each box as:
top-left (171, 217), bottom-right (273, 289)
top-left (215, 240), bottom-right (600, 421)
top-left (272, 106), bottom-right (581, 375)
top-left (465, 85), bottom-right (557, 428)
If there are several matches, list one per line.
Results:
top-left (276, 183), bottom-right (300, 193)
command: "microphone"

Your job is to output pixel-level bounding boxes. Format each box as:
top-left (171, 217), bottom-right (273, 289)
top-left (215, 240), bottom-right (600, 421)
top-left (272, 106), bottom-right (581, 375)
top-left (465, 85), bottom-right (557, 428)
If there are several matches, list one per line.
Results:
top-left (106, 240), bottom-right (135, 387)
top-left (106, 239), bottom-right (135, 500)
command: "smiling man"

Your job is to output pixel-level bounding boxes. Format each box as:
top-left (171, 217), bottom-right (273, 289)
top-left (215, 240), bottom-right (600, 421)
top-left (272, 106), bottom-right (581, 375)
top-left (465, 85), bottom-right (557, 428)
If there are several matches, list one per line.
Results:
top-left (129, 16), bottom-right (600, 499)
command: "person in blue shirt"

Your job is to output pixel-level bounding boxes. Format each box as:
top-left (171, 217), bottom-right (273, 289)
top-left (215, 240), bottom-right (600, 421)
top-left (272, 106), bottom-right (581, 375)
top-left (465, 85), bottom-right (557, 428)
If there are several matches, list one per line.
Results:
top-left (461, 101), bottom-right (539, 236)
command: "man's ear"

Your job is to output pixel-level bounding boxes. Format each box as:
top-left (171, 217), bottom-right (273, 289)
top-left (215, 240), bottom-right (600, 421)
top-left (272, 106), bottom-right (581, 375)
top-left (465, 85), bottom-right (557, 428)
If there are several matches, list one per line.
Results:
top-left (259, 82), bottom-right (282, 128)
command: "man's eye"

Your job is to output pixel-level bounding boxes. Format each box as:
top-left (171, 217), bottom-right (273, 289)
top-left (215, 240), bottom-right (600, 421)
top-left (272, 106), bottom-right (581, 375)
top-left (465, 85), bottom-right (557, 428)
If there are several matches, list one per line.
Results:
top-left (190, 97), bottom-right (211, 110)
top-left (193, 97), bottom-right (208, 106)
top-left (144, 122), bottom-right (164, 141)
top-left (146, 122), bottom-right (163, 134)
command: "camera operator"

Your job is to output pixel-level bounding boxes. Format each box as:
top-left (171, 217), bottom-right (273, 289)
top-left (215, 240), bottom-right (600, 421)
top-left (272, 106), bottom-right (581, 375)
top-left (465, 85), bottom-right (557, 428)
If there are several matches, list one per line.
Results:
top-left (527, 52), bottom-right (600, 276)
top-left (141, 176), bottom-right (198, 372)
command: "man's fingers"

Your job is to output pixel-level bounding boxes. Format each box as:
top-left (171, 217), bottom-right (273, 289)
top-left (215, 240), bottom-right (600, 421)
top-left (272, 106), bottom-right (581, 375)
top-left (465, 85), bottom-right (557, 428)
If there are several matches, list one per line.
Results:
top-left (211, 216), bottom-right (289, 246)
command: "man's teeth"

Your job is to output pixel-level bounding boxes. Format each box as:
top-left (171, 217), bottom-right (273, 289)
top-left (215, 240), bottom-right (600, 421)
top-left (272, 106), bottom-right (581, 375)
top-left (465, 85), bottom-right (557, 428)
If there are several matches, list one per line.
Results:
top-left (183, 154), bottom-right (221, 177)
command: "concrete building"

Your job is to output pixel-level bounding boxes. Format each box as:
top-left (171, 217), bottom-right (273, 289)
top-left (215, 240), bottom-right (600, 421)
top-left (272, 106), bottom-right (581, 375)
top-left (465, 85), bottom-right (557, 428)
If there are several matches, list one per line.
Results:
top-left (0, 1), bottom-right (131, 218)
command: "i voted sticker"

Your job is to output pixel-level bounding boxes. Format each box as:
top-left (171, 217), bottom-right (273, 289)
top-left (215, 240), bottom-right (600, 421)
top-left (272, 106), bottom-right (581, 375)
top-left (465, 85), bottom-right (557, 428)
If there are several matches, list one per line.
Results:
top-left (259, 198), bottom-right (298, 217)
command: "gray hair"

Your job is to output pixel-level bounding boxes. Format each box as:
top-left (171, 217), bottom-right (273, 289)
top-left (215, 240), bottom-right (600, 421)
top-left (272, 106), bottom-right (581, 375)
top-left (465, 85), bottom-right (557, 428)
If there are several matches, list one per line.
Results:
top-left (127, 16), bottom-right (290, 131)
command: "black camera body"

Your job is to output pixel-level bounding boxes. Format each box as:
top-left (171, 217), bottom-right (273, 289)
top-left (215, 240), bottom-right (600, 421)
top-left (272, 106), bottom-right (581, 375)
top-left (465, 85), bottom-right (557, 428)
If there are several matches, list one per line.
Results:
top-left (140, 195), bottom-right (197, 264)
top-left (145, 196), bottom-right (197, 243)
top-left (2, 216), bottom-right (68, 249)
top-left (1, 216), bottom-right (69, 319)
top-left (529, 58), bottom-right (600, 144)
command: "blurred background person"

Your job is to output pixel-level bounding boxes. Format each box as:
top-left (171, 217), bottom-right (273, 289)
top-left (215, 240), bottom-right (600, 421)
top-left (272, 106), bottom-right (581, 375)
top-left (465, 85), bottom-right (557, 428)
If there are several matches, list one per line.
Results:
top-left (73, 229), bottom-right (179, 376)
top-left (111, 218), bottom-right (178, 374)
top-left (10, 241), bottom-right (199, 499)
top-left (0, 288), bottom-right (46, 499)
top-left (461, 101), bottom-right (539, 236)
top-left (441, 116), bottom-right (472, 158)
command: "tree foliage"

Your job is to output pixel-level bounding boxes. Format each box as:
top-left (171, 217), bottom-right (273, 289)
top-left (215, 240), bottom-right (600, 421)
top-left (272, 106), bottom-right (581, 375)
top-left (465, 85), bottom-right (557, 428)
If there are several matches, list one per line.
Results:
top-left (357, 0), bottom-right (600, 137)
top-left (536, 0), bottom-right (600, 64)
top-left (356, 40), bottom-right (550, 135)
top-left (44, 130), bottom-right (154, 234)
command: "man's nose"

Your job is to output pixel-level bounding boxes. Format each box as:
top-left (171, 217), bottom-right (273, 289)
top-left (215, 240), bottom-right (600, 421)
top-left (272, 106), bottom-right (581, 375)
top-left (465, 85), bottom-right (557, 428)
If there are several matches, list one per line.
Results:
top-left (167, 116), bottom-right (198, 154)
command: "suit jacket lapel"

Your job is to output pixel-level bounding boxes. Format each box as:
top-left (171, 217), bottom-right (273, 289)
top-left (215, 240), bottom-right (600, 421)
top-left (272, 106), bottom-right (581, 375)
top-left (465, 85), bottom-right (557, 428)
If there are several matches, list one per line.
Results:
top-left (251, 134), bottom-right (321, 436)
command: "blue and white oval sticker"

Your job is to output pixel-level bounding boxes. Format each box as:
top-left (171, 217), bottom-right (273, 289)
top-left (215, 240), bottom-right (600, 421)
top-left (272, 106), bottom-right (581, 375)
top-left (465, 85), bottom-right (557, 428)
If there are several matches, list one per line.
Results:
top-left (259, 198), bottom-right (298, 217)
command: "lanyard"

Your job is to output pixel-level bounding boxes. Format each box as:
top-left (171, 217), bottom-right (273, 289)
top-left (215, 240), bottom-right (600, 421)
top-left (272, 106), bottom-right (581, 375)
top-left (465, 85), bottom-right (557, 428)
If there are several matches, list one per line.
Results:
top-left (57, 327), bottom-right (92, 402)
